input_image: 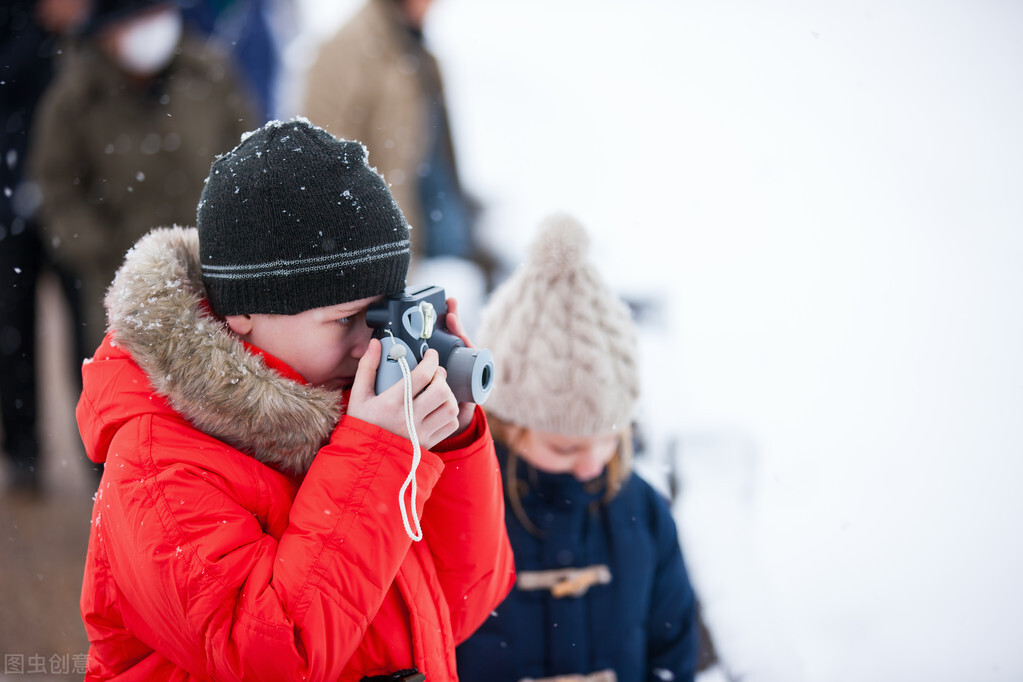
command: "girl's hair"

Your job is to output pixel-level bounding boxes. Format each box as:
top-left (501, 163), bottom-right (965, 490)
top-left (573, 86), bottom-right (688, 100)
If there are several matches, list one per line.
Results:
top-left (488, 414), bottom-right (634, 537)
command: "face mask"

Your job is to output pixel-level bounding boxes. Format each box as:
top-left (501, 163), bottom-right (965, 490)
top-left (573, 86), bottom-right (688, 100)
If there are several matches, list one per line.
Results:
top-left (114, 9), bottom-right (183, 77)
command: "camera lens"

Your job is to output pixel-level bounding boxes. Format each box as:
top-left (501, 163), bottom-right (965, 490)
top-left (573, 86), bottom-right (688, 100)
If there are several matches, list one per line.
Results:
top-left (446, 347), bottom-right (494, 405)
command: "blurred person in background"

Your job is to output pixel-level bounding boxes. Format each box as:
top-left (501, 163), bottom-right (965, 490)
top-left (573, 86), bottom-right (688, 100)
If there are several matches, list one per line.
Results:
top-left (456, 215), bottom-right (704, 682)
top-left (302, 0), bottom-right (498, 289)
top-left (182, 0), bottom-right (298, 123)
top-left (28, 0), bottom-right (256, 371)
top-left (1, 0), bottom-right (90, 495)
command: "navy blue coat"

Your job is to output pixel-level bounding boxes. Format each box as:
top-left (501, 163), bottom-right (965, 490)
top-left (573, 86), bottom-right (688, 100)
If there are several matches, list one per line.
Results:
top-left (456, 445), bottom-right (700, 682)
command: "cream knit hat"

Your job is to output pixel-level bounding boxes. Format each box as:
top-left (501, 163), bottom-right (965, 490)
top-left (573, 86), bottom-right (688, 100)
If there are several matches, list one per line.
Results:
top-left (477, 214), bottom-right (640, 436)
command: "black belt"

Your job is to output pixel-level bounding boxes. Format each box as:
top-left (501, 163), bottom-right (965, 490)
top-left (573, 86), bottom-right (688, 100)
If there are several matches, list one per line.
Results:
top-left (361, 668), bottom-right (425, 682)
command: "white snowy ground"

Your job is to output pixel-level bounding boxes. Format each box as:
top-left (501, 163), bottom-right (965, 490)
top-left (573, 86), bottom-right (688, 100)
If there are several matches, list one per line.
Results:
top-left (283, 1), bottom-right (1023, 680)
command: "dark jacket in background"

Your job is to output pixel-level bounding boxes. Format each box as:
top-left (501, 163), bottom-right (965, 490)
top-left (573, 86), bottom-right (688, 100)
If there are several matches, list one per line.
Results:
top-left (1, 0), bottom-right (60, 480)
top-left (456, 443), bottom-right (701, 682)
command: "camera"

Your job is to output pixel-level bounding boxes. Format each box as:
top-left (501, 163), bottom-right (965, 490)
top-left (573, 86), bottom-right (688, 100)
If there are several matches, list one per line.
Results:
top-left (367, 285), bottom-right (494, 405)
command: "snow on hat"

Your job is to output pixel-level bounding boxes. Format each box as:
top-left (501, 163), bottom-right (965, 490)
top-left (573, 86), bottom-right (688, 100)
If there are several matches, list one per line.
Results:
top-left (197, 117), bottom-right (410, 316)
top-left (477, 213), bottom-right (640, 436)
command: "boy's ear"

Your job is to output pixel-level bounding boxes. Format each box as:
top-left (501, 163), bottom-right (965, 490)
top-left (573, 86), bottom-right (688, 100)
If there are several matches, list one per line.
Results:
top-left (224, 314), bottom-right (253, 337)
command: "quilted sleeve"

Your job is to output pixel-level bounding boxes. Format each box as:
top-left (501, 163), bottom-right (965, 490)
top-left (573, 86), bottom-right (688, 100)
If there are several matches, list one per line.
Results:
top-left (421, 407), bottom-right (516, 642)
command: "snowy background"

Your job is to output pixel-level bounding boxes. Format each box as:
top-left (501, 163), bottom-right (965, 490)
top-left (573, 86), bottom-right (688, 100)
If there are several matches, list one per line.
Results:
top-left (281, 1), bottom-right (1023, 680)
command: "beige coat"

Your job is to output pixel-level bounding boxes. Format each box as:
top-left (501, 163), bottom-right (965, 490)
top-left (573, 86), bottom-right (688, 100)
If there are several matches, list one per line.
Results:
top-left (29, 32), bottom-right (255, 352)
top-left (302, 0), bottom-right (456, 257)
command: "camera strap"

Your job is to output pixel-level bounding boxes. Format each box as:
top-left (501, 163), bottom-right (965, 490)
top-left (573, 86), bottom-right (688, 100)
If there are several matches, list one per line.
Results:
top-left (388, 339), bottom-right (424, 542)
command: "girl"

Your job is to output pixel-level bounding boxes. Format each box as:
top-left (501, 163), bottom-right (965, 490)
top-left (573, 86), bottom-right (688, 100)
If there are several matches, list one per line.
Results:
top-left (456, 214), bottom-right (702, 682)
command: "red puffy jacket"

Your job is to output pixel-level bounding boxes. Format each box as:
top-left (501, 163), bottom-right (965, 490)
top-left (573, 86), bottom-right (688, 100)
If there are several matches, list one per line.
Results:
top-left (77, 227), bottom-right (515, 680)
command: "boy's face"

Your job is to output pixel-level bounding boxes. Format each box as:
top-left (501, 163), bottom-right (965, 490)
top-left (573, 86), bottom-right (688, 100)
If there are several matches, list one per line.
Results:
top-left (226, 296), bottom-right (380, 391)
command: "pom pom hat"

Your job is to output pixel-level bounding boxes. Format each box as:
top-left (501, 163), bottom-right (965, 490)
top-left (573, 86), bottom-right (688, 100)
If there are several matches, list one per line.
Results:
top-left (477, 214), bottom-right (640, 436)
top-left (198, 118), bottom-right (411, 316)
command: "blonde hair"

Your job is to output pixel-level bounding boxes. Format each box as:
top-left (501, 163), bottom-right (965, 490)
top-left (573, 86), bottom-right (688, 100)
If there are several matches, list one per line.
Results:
top-left (488, 414), bottom-right (634, 537)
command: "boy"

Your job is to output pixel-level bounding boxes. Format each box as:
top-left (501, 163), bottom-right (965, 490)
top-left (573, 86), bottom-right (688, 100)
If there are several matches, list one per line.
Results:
top-left (77, 118), bottom-right (514, 680)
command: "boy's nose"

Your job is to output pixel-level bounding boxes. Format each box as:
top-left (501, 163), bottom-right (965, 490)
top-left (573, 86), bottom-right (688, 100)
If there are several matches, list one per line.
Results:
top-left (350, 324), bottom-right (375, 359)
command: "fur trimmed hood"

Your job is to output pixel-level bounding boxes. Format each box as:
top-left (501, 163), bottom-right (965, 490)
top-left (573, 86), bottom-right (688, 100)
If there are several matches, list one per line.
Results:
top-left (99, 226), bottom-right (342, 476)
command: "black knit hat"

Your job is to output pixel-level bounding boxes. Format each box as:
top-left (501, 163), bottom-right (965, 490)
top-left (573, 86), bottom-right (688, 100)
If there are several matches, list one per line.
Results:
top-left (198, 118), bottom-right (411, 316)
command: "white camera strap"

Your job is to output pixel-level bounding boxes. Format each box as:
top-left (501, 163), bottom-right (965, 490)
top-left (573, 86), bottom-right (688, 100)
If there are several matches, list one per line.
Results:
top-left (388, 339), bottom-right (423, 542)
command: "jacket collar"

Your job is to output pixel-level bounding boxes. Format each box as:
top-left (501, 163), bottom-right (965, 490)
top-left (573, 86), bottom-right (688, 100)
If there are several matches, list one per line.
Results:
top-left (102, 226), bottom-right (342, 476)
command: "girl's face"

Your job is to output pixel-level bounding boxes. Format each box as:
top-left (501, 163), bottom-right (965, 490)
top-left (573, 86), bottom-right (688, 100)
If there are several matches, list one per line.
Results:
top-left (226, 296), bottom-right (379, 391)
top-left (516, 428), bottom-right (620, 482)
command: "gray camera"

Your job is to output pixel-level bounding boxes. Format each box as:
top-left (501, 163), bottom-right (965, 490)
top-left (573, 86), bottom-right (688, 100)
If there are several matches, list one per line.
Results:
top-left (367, 285), bottom-right (494, 405)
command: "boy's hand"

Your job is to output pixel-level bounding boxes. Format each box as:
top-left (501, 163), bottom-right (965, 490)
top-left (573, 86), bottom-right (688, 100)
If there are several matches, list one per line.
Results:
top-left (346, 340), bottom-right (461, 450)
